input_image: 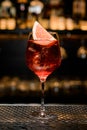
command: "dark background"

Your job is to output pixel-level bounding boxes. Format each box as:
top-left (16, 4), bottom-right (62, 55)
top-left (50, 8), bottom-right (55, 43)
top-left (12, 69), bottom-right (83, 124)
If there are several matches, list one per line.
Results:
top-left (0, 0), bottom-right (87, 104)
top-left (0, 31), bottom-right (87, 104)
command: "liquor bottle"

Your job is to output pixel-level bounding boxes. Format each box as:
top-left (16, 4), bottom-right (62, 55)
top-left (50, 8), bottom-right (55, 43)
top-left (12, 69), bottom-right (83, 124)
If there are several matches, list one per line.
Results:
top-left (38, 1), bottom-right (49, 29)
top-left (27, 0), bottom-right (44, 28)
top-left (16, 0), bottom-right (28, 29)
top-left (72, 0), bottom-right (86, 28)
top-left (0, 0), bottom-right (16, 30)
top-left (49, 0), bottom-right (65, 30)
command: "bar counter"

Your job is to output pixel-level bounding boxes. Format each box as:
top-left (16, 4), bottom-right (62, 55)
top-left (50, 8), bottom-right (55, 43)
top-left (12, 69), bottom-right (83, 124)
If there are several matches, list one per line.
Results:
top-left (0, 29), bottom-right (87, 39)
top-left (0, 104), bottom-right (87, 130)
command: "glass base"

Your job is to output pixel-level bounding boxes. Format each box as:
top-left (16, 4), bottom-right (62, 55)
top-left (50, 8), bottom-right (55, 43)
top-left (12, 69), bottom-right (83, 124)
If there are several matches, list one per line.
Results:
top-left (29, 110), bottom-right (57, 123)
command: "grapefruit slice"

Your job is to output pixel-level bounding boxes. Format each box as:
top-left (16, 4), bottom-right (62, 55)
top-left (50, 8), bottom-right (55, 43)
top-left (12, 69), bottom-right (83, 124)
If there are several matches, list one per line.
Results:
top-left (32, 21), bottom-right (56, 46)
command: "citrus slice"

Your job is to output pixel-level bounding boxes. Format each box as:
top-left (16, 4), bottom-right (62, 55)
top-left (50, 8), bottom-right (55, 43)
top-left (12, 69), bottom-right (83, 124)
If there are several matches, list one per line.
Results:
top-left (32, 21), bottom-right (56, 45)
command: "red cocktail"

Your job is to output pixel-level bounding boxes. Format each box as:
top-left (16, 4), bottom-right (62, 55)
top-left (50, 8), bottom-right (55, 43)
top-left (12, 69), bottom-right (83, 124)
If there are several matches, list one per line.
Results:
top-left (26, 39), bottom-right (61, 82)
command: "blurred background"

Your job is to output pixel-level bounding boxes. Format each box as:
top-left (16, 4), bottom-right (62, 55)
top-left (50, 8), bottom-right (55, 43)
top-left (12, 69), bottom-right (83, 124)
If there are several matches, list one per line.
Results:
top-left (0, 0), bottom-right (87, 104)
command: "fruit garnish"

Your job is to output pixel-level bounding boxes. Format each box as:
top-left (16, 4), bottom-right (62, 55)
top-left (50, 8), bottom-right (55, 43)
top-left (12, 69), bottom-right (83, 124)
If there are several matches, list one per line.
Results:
top-left (32, 21), bottom-right (56, 46)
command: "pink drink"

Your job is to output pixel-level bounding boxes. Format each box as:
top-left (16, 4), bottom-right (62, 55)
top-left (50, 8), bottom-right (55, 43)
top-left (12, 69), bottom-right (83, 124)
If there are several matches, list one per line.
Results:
top-left (26, 39), bottom-right (61, 82)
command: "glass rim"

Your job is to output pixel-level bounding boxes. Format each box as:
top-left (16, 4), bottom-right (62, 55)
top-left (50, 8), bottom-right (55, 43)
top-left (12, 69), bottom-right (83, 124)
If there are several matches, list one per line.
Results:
top-left (28, 31), bottom-right (59, 41)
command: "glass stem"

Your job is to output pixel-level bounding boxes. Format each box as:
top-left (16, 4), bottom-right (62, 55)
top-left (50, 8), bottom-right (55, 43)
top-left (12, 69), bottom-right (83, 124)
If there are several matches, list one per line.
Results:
top-left (40, 81), bottom-right (46, 117)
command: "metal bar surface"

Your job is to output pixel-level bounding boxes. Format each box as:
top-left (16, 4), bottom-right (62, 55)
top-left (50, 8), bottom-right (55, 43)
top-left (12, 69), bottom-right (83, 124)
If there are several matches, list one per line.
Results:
top-left (0, 104), bottom-right (86, 130)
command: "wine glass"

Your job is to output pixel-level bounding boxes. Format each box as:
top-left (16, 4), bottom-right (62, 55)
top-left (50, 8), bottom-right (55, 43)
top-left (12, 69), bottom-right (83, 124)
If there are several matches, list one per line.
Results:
top-left (26, 31), bottom-right (61, 121)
